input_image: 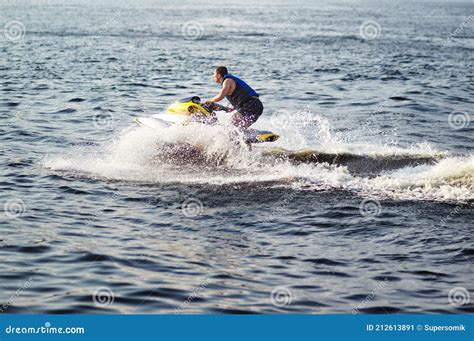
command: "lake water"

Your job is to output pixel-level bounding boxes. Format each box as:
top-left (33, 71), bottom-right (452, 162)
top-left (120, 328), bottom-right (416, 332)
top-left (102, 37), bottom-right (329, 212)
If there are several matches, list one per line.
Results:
top-left (0, 0), bottom-right (473, 314)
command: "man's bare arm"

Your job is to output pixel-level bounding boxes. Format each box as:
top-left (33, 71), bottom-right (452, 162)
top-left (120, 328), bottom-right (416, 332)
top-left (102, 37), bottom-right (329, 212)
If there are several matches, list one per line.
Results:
top-left (206, 79), bottom-right (233, 103)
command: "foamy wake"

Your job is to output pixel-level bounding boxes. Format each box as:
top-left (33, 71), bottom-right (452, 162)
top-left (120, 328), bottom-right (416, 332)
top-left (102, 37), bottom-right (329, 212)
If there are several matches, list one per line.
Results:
top-left (346, 156), bottom-right (474, 202)
top-left (42, 110), bottom-right (473, 203)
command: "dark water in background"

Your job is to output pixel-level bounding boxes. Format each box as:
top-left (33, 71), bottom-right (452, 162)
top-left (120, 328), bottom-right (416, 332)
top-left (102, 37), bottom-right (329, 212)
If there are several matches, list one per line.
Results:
top-left (0, 0), bottom-right (473, 314)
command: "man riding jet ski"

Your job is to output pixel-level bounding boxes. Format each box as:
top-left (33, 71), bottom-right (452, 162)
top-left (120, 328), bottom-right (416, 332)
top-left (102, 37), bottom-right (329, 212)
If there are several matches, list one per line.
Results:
top-left (134, 67), bottom-right (278, 145)
top-left (205, 66), bottom-right (263, 130)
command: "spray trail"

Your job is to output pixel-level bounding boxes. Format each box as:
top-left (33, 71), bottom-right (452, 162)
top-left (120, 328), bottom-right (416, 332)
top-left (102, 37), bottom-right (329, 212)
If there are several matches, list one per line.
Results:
top-left (43, 109), bottom-right (473, 203)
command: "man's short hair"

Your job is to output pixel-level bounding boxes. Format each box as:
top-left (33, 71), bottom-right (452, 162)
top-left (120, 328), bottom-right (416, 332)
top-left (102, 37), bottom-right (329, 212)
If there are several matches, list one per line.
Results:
top-left (215, 66), bottom-right (228, 77)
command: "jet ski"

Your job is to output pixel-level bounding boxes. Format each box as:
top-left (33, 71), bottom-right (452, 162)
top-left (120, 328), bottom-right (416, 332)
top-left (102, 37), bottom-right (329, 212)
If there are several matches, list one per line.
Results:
top-left (134, 96), bottom-right (279, 144)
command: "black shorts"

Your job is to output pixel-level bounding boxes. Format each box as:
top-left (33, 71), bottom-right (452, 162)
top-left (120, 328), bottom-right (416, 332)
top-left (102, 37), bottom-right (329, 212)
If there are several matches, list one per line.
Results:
top-left (240, 98), bottom-right (263, 117)
top-left (231, 98), bottom-right (263, 129)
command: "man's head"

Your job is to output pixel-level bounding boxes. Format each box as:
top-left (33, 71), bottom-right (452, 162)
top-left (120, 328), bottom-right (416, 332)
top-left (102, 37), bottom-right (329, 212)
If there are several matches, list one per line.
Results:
top-left (213, 66), bottom-right (228, 84)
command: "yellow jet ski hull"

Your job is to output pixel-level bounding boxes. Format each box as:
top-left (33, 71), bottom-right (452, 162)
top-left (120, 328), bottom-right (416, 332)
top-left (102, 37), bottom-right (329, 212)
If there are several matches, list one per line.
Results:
top-left (166, 96), bottom-right (211, 117)
top-left (137, 96), bottom-right (279, 144)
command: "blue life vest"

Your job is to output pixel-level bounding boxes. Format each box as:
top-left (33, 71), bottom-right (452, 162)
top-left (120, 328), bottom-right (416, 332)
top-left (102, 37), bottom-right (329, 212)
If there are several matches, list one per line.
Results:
top-left (222, 74), bottom-right (259, 109)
